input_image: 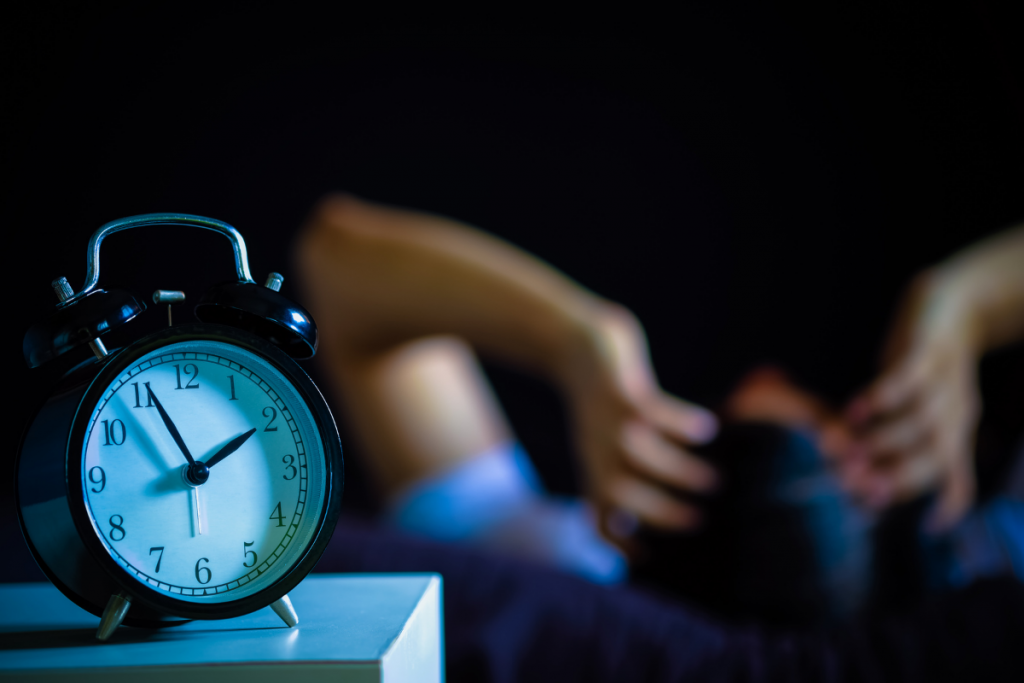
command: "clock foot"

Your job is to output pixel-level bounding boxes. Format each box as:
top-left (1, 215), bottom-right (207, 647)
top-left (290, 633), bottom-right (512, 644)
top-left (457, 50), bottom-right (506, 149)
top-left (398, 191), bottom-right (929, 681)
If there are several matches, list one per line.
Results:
top-left (270, 594), bottom-right (299, 628)
top-left (96, 592), bottom-right (132, 641)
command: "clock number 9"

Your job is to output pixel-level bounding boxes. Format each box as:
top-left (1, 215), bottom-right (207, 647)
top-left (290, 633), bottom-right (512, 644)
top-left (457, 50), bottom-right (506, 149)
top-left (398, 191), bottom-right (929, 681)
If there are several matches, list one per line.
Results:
top-left (195, 557), bottom-right (212, 584)
top-left (108, 514), bottom-right (125, 542)
top-left (282, 454), bottom-right (297, 481)
top-left (88, 466), bottom-right (106, 493)
top-left (243, 541), bottom-right (258, 568)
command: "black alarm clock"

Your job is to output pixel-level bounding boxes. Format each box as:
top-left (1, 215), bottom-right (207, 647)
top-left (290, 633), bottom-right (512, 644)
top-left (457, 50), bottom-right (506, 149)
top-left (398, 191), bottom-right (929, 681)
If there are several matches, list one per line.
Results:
top-left (16, 214), bottom-right (343, 640)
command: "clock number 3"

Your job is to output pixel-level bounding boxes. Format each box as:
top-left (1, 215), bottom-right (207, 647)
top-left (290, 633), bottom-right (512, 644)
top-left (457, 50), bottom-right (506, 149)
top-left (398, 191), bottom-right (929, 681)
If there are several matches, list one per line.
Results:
top-left (282, 454), bottom-right (297, 480)
top-left (243, 541), bottom-right (258, 568)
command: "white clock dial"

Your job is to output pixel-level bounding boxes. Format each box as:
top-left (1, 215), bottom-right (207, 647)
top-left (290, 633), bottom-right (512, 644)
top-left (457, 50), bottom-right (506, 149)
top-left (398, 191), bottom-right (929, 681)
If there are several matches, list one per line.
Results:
top-left (80, 340), bottom-right (327, 603)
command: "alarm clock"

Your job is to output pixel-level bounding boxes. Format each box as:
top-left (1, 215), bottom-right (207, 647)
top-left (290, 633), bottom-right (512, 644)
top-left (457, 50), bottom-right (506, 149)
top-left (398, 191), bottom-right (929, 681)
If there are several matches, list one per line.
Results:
top-left (16, 214), bottom-right (343, 641)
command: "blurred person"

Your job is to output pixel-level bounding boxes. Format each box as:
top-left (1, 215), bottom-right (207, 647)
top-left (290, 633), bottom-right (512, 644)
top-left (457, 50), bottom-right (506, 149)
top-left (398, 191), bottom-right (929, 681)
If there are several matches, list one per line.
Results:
top-left (293, 196), bottom-right (1024, 681)
top-left (296, 193), bottom-right (1024, 612)
top-left (294, 192), bottom-right (721, 583)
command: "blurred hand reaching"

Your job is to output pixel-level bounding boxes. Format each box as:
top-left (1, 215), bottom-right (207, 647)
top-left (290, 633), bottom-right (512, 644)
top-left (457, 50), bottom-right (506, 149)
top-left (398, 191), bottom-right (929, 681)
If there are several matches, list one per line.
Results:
top-left (843, 274), bottom-right (981, 529)
top-left (560, 305), bottom-right (719, 551)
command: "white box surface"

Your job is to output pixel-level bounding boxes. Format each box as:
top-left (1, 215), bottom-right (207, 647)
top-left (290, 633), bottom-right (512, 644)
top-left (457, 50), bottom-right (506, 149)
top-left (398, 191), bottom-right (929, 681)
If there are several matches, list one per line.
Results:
top-left (0, 573), bottom-right (443, 682)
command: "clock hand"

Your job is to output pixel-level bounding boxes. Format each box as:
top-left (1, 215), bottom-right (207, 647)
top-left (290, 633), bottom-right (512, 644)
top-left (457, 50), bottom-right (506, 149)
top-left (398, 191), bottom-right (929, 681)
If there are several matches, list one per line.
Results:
top-left (205, 428), bottom-right (258, 468)
top-left (193, 488), bottom-right (203, 536)
top-left (146, 384), bottom-right (196, 467)
top-left (147, 384), bottom-right (209, 487)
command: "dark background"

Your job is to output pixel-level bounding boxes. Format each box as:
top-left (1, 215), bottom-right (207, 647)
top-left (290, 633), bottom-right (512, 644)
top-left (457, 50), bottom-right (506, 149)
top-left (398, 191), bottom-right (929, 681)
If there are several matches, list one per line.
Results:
top-left (4, 1), bottom-right (1024, 520)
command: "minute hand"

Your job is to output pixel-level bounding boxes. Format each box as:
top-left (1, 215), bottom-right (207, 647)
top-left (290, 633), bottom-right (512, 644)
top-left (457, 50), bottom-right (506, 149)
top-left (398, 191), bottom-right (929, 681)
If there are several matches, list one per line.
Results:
top-left (146, 385), bottom-right (196, 466)
top-left (205, 428), bottom-right (258, 468)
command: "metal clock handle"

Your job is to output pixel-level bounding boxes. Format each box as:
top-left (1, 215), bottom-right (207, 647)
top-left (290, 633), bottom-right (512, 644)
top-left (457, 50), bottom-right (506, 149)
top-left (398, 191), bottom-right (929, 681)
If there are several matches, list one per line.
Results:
top-left (61, 213), bottom-right (256, 307)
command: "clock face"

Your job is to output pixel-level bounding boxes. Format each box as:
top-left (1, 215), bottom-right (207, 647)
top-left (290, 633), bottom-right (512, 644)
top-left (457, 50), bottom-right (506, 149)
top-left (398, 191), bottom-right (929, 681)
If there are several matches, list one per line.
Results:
top-left (79, 339), bottom-right (327, 603)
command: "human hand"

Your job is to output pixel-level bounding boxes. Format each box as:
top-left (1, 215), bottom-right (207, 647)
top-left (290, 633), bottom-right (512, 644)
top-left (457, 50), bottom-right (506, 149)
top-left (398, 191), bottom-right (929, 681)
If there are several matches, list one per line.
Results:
top-left (560, 304), bottom-right (719, 552)
top-left (843, 272), bottom-right (982, 530)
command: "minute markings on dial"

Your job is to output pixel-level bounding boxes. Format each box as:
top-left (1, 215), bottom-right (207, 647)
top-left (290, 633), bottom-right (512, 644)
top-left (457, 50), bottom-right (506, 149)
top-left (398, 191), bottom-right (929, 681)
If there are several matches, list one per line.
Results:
top-left (85, 349), bottom-right (314, 598)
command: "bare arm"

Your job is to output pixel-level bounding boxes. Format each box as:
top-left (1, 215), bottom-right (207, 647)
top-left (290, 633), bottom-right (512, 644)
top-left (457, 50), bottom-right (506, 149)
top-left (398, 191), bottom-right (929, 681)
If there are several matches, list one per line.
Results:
top-left (293, 194), bottom-right (718, 540)
top-left (845, 224), bottom-right (1024, 527)
top-left (295, 194), bottom-right (601, 379)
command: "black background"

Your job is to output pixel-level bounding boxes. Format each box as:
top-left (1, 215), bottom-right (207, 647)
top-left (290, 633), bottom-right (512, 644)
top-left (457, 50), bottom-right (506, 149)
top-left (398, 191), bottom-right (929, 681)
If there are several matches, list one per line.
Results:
top-left (4, 2), bottom-right (1024, 520)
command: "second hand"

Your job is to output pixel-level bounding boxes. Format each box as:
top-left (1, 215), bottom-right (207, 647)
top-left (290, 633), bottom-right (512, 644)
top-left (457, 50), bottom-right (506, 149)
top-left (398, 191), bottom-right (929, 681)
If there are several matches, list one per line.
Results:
top-left (192, 489), bottom-right (202, 536)
top-left (192, 488), bottom-right (203, 536)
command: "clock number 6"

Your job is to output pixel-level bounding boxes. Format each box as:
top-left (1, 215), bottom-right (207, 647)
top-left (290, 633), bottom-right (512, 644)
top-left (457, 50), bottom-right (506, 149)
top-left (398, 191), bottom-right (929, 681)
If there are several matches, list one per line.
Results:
top-left (108, 515), bottom-right (125, 541)
top-left (243, 541), bottom-right (258, 568)
top-left (195, 557), bottom-right (212, 584)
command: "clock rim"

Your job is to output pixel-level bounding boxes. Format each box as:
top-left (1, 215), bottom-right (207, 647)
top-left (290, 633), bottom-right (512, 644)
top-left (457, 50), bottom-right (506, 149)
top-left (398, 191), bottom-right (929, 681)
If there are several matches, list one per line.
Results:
top-left (65, 323), bottom-right (344, 620)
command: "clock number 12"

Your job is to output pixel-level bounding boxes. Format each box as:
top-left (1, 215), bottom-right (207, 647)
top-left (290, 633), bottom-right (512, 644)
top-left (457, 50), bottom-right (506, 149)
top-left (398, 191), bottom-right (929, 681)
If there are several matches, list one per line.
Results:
top-left (174, 364), bottom-right (200, 390)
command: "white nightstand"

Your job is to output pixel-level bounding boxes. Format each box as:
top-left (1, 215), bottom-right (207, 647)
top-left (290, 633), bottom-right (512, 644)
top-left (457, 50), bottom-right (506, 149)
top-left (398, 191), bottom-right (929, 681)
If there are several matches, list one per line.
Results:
top-left (0, 573), bottom-right (442, 682)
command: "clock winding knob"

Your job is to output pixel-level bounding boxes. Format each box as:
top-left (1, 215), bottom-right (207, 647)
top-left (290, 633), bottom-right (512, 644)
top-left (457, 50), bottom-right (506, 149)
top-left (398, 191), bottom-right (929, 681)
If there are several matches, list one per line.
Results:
top-left (51, 276), bottom-right (74, 302)
top-left (264, 272), bottom-right (284, 292)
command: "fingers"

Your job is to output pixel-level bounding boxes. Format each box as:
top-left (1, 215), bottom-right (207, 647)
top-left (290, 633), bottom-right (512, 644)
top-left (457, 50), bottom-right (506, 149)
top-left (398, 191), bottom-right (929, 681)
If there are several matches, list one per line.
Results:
top-left (586, 419), bottom-right (715, 538)
top-left (852, 449), bottom-right (943, 510)
top-left (930, 456), bottom-right (975, 531)
top-left (641, 392), bottom-right (719, 445)
top-left (847, 356), bottom-right (929, 427)
top-left (620, 421), bottom-right (717, 493)
top-left (842, 348), bottom-right (979, 509)
top-left (602, 473), bottom-right (702, 531)
top-left (841, 406), bottom-right (977, 517)
top-left (859, 388), bottom-right (947, 457)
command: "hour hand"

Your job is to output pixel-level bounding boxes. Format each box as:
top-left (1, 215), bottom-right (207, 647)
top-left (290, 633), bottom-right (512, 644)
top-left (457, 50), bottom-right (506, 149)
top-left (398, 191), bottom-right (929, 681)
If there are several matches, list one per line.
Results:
top-left (146, 385), bottom-right (195, 466)
top-left (205, 428), bottom-right (258, 468)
